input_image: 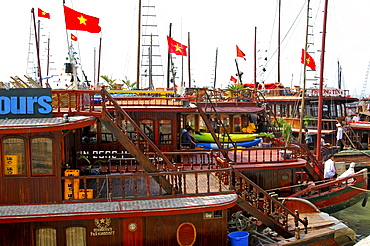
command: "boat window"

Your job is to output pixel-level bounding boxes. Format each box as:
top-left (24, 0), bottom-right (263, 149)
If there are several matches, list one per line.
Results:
top-left (139, 119), bottom-right (154, 140)
top-left (66, 227), bottom-right (86, 246)
top-left (3, 138), bottom-right (25, 175)
top-left (31, 137), bottom-right (53, 175)
top-left (234, 114), bottom-right (242, 132)
top-left (159, 119), bottom-right (172, 144)
top-left (101, 124), bottom-right (117, 143)
top-left (35, 227), bottom-right (56, 246)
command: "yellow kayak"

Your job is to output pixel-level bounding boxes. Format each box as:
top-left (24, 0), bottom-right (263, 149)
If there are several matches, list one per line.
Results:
top-left (192, 133), bottom-right (258, 143)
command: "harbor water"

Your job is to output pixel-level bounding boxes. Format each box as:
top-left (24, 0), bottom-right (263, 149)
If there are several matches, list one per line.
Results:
top-left (332, 200), bottom-right (370, 244)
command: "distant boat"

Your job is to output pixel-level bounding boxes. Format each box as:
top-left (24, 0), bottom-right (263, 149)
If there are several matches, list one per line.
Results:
top-left (192, 132), bottom-right (258, 143)
top-left (349, 121), bottom-right (370, 130)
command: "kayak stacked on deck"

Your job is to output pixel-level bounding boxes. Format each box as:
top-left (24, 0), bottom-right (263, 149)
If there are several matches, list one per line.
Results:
top-left (192, 133), bottom-right (261, 149)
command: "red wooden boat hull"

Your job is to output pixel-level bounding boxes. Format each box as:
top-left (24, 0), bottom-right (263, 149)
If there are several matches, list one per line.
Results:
top-left (291, 169), bottom-right (368, 214)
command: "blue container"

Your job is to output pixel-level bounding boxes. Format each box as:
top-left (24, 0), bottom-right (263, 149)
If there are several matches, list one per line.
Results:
top-left (228, 231), bottom-right (249, 246)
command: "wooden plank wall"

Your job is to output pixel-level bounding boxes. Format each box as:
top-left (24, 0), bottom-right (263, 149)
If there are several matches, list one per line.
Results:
top-left (0, 212), bottom-right (229, 245)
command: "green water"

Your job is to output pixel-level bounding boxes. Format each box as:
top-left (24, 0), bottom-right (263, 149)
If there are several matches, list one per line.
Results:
top-left (332, 200), bottom-right (370, 242)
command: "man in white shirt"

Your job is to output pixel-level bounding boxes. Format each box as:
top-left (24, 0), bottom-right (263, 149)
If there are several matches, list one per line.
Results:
top-left (324, 155), bottom-right (337, 179)
top-left (336, 123), bottom-right (344, 150)
top-left (352, 114), bottom-right (360, 122)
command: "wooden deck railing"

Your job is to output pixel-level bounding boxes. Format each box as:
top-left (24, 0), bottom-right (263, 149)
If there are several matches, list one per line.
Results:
top-left (62, 166), bottom-right (308, 237)
top-left (51, 89), bottom-right (192, 116)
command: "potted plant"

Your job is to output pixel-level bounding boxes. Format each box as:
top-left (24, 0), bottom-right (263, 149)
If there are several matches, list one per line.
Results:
top-left (280, 122), bottom-right (293, 158)
top-left (259, 132), bottom-right (275, 147)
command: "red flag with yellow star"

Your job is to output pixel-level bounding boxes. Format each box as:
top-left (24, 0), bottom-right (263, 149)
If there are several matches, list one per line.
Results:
top-left (38, 8), bottom-right (50, 19)
top-left (63, 5), bottom-right (101, 33)
top-left (167, 36), bottom-right (187, 56)
top-left (71, 33), bottom-right (78, 41)
top-left (301, 49), bottom-right (316, 70)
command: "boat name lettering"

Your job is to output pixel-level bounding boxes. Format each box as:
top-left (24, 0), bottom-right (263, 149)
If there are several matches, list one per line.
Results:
top-left (90, 227), bottom-right (115, 236)
top-left (0, 96), bottom-right (52, 115)
top-left (310, 89), bottom-right (344, 96)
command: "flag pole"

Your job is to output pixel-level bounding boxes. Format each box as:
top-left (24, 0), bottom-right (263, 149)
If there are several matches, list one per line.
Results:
top-left (234, 59), bottom-right (242, 85)
top-left (31, 8), bottom-right (43, 87)
top-left (298, 0), bottom-right (310, 144)
top-left (167, 23), bottom-right (172, 88)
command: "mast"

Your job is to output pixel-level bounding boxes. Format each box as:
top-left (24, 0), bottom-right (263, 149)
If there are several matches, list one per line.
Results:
top-left (149, 34), bottom-right (153, 90)
top-left (213, 47), bottom-right (218, 88)
top-left (298, 0), bottom-right (311, 143)
top-left (277, 0), bottom-right (281, 84)
top-left (97, 37), bottom-right (102, 89)
top-left (46, 36), bottom-right (51, 88)
top-left (136, 0), bottom-right (142, 89)
top-left (188, 32), bottom-right (191, 87)
top-left (254, 26), bottom-right (257, 96)
top-left (316, 0), bottom-right (329, 162)
top-left (31, 8), bottom-right (43, 87)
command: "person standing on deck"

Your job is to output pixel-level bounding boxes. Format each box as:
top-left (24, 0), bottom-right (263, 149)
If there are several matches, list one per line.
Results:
top-left (336, 123), bottom-right (344, 150)
top-left (352, 114), bottom-right (360, 122)
top-left (305, 128), bottom-right (314, 150)
top-left (324, 154), bottom-right (337, 179)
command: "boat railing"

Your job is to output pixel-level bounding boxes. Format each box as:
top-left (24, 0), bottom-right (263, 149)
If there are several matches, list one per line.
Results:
top-left (61, 166), bottom-right (308, 235)
top-left (290, 168), bottom-right (368, 198)
top-left (51, 89), bottom-right (193, 116)
top-left (230, 169), bottom-right (308, 236)
top-left (52, 89), bottom-right (101, 116)
top-left (226, 146), bottom-right (299, 164)
top-left (62, 167), bottom-right (233, 201)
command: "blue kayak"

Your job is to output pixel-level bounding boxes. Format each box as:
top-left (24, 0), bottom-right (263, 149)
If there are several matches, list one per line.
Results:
top-left (195, 138), bottom-right (262, 149)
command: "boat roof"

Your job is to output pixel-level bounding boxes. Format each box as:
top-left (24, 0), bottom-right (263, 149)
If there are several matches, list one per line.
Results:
top-left (0, 193), bottom-right (237, 223)
top-left (0, 116), bottom-right (97, 134)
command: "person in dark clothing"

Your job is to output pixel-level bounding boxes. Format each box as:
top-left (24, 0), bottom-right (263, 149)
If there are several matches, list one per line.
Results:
top-left (181, 127), bottom-right (196, 149)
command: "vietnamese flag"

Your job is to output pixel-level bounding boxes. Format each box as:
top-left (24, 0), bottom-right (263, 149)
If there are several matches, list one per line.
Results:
top-left (167, 36), bottom-right (187, 56)
top-left (64, 5), bottom-right (101, 33)
top-left (230, 76), bottom-right (237, 83)
top-left (71, 33), bottom-right (78, 41)
top-left (38, 8), bottom-right (50, 19)
top-left (301, 49), bottom-right (316, 70)
top-left (236, 45), bottom-right (246, 60)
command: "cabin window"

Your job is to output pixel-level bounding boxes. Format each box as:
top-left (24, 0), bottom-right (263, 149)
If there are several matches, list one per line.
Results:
top-left (35, 227), bottom-right (56, 246)
top-left (3, 138), bottom-right (25, 175)
top-left (159, 119), bottom-right (172, 144)
top-left (139, 119), bottom-right (154, 140)
top-left (31, 137), bottom-right (53, 175)
top-left (101, 124), bottom-right (116, 143)
top-left (66, 227), bottom-right (86, 246)
top-left (234, 114), bottom-right (242, 132)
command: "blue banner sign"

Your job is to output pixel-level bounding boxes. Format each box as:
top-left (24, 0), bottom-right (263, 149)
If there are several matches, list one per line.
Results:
top-left (0, 88), bottom-right (52, 118)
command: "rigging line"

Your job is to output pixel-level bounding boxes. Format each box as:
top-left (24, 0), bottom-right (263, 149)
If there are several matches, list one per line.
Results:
top-left (254, 1), bottom-right (307, 83)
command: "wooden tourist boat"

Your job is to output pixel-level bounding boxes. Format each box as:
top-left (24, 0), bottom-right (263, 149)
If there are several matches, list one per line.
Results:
top-left (0, 87), bottom-right (365, 245)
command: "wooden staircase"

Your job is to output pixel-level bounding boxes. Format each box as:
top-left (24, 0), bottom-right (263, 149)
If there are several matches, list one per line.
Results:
top-left (195, 90), bottom-right (237, 159)
top-left (230, 169), bottom-right (308, 238)
top-left (100, 88), bottom-right (177, 194)
top-left (343, 124), bottom-right (366, 150)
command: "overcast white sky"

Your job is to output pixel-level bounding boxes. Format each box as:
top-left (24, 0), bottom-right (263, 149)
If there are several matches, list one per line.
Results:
top-left (1, 0), bottom-right (370, 96)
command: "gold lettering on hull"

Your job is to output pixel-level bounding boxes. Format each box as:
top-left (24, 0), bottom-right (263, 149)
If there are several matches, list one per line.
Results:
top-left (90, 218), bottom-right (115, 237)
